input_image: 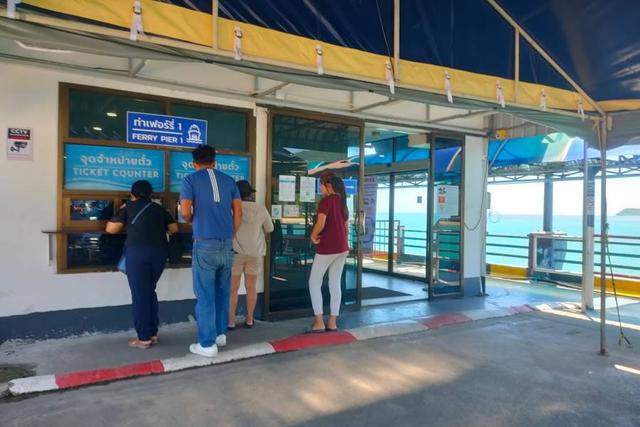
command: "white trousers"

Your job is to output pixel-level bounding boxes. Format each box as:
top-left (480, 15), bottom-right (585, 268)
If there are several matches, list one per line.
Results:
top-left (308, 251), bottom-right (348, 316)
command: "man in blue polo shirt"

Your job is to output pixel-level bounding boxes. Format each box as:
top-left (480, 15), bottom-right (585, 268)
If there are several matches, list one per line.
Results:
top-left (180, 145), bottom-right (242, 358)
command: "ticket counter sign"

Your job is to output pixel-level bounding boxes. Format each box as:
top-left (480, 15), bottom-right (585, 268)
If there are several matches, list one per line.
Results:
top-left (64, 144), bottom-right (165, 191)
top-left (169, 151), bottom-right (250, 192)
top-left (126, 112), bottom-right (207, 148)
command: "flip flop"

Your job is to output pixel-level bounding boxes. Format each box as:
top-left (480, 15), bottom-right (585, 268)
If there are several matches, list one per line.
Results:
top-left (244, 321), bottom-right (254, 329)
top-left (304, 327), bottom-right (326, 334)
top-left (227, 324), bottom-right (236, 331)
top-left (128, 338), bottom-right (152, 349)
top-left (325, 327), bottom-right (339, 332)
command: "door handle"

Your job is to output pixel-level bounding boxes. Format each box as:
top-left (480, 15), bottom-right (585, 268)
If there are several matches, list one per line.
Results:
top-left (358, 211), bottom-right (365, 236)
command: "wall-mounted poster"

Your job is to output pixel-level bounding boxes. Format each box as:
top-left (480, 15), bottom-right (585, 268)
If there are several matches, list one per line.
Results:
top-left (436, 185), bottom-right (459, 218)
top-left (362, 176), bottom-right (378, 254)
top-left (283, 204), bottom-right (300, 217)
top-left (169, 151), bottom-right (250, 192)
top-left (64, 144), bottom-right (165, 191)
top-left (278, 175), bottom-right (296, 202)
top-left (299, 176), bottom-right (316, 202)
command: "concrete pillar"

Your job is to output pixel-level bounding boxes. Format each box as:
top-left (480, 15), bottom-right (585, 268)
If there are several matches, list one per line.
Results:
top-left (463, 136), bottom-right (489, 296)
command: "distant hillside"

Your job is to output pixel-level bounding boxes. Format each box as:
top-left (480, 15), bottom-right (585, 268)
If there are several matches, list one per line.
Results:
top-left (617, 208), bottom-right (640, 216)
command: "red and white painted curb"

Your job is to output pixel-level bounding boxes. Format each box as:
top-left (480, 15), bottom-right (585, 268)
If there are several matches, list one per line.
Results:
top-left (7, 303), bottom-right (560, 396)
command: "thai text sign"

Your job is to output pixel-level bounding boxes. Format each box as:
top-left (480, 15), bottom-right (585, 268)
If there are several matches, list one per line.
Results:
top-left (126, 112), bottom-right (207, 148)
top-left (64, 144), bottom-right (165, 191)
top-left (170, 151), bottom-right (250, 192)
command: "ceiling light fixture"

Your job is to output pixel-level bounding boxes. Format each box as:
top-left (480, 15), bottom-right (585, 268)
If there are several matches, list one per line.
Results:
top-left (106, 112), bottom-right (118, 118)
top-left (92, 127), bottom-right (103, 131)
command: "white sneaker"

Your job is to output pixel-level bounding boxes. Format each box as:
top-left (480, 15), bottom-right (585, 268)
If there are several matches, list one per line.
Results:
top-left (215, 334), bottom-right (227, 347)
top-left (189, 343), bottom-right (218, 358)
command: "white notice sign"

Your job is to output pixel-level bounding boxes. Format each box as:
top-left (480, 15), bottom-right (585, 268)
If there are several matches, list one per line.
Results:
top-left (271, 205), bottom-right (283, 220)
top-left (278, 175), bottom-right (296, 202)
top-left (283, 204), bottom-right (300, 217)
top-left (299, 176), bottom-right (317, 202)
top-left (7, 127), bottom-right (33, 160)
top-left (436, 185), bottom-right (459, 218)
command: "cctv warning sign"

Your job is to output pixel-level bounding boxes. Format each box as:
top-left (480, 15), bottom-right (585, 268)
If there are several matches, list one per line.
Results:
top-left (7, 127), bottom-right (33, 160)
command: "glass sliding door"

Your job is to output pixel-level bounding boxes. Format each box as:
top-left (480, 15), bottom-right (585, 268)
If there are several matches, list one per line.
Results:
top-left (360, 132), bottom-right (431, 281)
top-left (362, 174), bottom-right (392, 273)
top-left (429, 135), bottom-right (464, 297)
top-left (266, 113), bottom-right (363, 318)
top-left (392, 171), bottom-right (430, 278)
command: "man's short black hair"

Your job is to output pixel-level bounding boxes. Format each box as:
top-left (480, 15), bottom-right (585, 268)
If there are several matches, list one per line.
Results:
top-left (192, 145), bottom-right (216, 165)
top-left (131, 180), bottom-right (152, 199)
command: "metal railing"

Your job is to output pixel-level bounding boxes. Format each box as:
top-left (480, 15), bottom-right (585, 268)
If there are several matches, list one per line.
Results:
top-left (487, 232), bottom-right (640, 279)
top-left (486, 234), bottom-right (530, 268)
top-left (364, 220), bottom-right (430, 262)
top-left (281, 222), bottom-right (640, 281)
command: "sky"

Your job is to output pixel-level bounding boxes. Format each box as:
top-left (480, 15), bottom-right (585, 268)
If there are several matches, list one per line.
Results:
top-left (361, 175), bottom-right (640, 217)
top-left (489, 176), bottom-right (640, 216)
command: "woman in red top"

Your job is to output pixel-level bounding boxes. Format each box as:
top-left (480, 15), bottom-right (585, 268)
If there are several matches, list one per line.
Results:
top-left (308, 172), bottom-right (350, 332)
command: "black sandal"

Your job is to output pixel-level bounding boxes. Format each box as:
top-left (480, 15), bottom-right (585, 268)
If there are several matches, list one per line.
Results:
top-left (244, 320), bottom-right (254, 329)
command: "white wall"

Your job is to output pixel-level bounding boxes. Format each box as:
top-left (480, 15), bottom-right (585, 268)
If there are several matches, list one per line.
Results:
top-left (463, 136), bottom-right (488, 279)
top-left (0, 61), bottom-right (264, 317)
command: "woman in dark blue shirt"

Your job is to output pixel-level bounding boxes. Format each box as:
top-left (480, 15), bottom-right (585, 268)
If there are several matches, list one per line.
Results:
top-left (106, 180), bottom-right (178, 349)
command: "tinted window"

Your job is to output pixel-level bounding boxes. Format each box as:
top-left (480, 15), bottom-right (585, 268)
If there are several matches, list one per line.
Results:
top-left (68, 89), bottom-right (164, 140)
top-left (67, 233), bottom-right (125, 268)
top-left (69, 199), bottom-right (114, 221)
top-left (171, 104), bottom-right (247, 152)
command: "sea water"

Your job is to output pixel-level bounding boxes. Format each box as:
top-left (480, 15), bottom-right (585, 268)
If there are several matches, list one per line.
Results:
top-left (383, 212), bottom-right (640, 277)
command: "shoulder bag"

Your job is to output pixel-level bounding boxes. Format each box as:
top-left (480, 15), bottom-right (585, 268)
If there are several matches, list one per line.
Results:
top-left (117, 202), bottom-right (153, 274)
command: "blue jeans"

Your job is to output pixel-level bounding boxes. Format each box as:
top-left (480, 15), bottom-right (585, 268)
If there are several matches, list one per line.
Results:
top-left (192, 239), bottom-right (234, 347)
top-left (125, 245), bottom-right (167, 341)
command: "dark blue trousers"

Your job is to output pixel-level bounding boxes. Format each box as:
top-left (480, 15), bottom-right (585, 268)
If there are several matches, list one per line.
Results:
top-left (125, 245), bottom-right (167, 341)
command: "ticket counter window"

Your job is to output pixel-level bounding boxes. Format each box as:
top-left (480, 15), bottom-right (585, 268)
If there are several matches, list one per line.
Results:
top-left (69, 199), bottom-right (114, 221)
top-left (67, 232), bottom-right (125, 268)
top-left (58, 84), bottom-right (253, 273)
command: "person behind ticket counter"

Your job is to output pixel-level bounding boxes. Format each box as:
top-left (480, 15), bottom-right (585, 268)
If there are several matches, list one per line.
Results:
top-left (106, 180), bottom-right (178, 349)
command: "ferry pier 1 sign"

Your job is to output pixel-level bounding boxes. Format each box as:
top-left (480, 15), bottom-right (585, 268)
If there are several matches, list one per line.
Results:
top-left (126, 112), bottom-right (208, 148)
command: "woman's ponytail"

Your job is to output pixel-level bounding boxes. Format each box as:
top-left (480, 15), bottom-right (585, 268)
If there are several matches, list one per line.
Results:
top-left (330, 175), bottom-right (349, 220)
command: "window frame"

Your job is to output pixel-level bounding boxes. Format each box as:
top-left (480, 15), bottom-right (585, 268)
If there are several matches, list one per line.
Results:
top-left (57, 83), bottom-right (256, 273)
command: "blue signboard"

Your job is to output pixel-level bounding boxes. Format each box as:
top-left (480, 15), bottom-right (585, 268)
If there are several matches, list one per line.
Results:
top-left (126, 112), bottom-right (208, 148)
top-left (343, 179), bottom-right (358, 196)
top-left (170, 151), bottom-right (251, 192)
top-left (64, 144), bottom-right (165, 191)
